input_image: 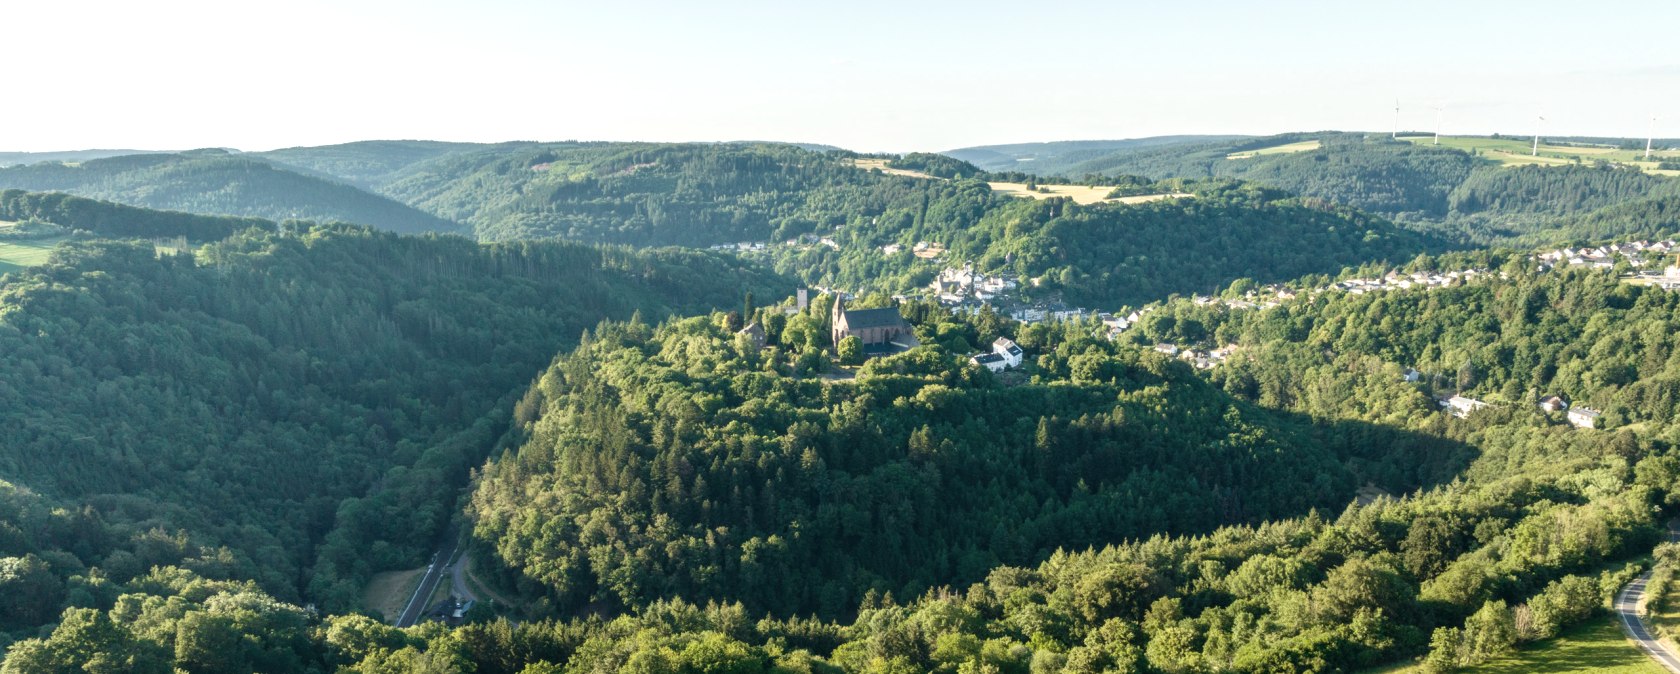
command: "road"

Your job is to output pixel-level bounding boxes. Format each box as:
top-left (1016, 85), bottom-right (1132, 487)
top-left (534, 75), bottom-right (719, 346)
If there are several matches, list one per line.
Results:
top-left (394, 532), bottom-right (461, 628)
top-left (1617, 522), bottom-right (1680, 673)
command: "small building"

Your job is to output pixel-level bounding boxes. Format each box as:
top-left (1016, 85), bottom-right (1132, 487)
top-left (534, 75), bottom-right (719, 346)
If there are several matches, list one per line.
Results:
top-left (1154, 343), bottom-right (1180, 356)
top-left (970, 352), bottom-right (1007, 373)
top-left (1538, 395), bottom-right (1568, 413)
top-left (737, 321), bottom-right (766, 350)
top-left (1568, 406), bottom-right (1601, 429)
top-left (1444, 395), bottom-right (1489, 418)
top-left (1402, 368), bottom-right (1423, 383)
top-left (993, 337), bottom-right (1024, 368)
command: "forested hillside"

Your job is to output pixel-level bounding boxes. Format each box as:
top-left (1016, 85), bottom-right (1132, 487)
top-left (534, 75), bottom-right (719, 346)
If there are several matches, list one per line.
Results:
top-left (10, 238), bottom-right (1680, 673)
top-left (760, 179), bottom-right (1444, 308)
top-left (0, 222), bottom-right (788, 654)
top-left (354, 142), bottom-right (941, 244)
top-left (256, 140), bottom-right (490, 190)
top-left (991, 133), bottom-right (1680, 246)
top-left (0, 190), bottom-right (272, 242)
top-left (0, 152), bottom-right (462, 234)
top-left (467, 305), bottom-right (1462, 618)
top-left (942, 136), bottom-right (1245, 174)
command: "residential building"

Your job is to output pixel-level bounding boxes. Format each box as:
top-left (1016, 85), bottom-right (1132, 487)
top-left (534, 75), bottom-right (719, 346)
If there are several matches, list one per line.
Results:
top-left (1568, 406), bottom-right (1601, 429)
top-left (993, 337), bottom-right (1024, 368)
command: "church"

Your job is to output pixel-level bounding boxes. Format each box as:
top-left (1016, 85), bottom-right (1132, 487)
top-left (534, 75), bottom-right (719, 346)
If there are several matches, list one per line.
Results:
top-left (831, 296), bottom-right (918, 355)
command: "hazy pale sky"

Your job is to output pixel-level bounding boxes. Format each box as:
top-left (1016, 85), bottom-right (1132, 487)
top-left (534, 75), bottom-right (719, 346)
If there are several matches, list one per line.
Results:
top-left (9, 0), bottom-right (1679, 152)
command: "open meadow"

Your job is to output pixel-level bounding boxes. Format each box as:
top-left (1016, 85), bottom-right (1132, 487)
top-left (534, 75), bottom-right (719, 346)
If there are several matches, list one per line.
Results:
top-left (1402, 135), bottom-right (1680, 174)
top-left (1367, 616), bottom-right (1665, 674)
top-left (1226, 139), bottom-right (1321, 159)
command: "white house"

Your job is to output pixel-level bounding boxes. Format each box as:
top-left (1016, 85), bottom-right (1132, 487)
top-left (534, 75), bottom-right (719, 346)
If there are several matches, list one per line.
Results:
top-left (970, 352), bottom-right (1007, 373)
top-left (1444, 395), bottom-right (1489, 418)
top-left (1568, 406), bottom-right (1601, 429)
top-left (993, 337), bottom-right (1024, 368)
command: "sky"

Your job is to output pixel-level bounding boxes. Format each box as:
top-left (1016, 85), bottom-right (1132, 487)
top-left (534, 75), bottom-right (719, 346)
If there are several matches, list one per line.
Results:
top-left (8, 0), bottom-right (1680, 153)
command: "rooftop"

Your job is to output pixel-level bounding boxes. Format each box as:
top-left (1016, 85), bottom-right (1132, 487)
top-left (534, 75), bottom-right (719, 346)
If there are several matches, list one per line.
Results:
top-left (843, 306), bottom-right (908, 329)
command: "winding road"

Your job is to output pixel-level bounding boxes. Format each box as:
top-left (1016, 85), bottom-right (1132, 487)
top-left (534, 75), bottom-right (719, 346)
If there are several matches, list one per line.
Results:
top-left (1617, 522), bottom-right (1680, 673)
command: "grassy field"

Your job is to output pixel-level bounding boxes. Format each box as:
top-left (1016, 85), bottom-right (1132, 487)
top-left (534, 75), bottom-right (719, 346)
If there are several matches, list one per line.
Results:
top-left (1401, 135), bottom-right (1680, 174)
top-left (1369, 615), bottom-right (1665, 674)
top-left (1651, 574), bottom-right (1680, 652)
top-left (361, 567), bottom-right (426, 623)
top-left (987, 182), bottom-right (1192, 206)
top-left (846, 158), bottom-right (1195, 206)
top-left (1227, 139), bottom-right (1321, 159)
top-left (848, 158), bottom-right (941, 180)
top-left (0, 237), bottom-right (66, 274)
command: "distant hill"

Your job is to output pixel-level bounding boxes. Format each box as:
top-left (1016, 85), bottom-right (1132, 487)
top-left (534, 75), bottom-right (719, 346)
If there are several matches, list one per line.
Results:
top-left (1, 189), bottom-right (273, 242)
top-left (1005, 132), bottom-right (1680, 244)
top-left (255, 140), bottom-right (496, 190)
top-left (0, 149), bottom-right (174, 167)
top-left (0, 151), bottom-right (462, 234)
top-left (943, 136), bottom-right (1247, 173)
top-left (313, 141), bottom-right (925, 244)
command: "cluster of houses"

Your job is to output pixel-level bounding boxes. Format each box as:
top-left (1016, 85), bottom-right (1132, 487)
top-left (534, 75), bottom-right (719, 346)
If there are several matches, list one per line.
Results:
top-left (1330, 269), bottom-right (1486, 295)
top-left (1152, 342), bottom-right (1240, 370)
top-left (1537, 240), bottom-right (1677, 270)
top-left (930, 265), bottom-right (1021, 304)
top-left (709, 240), bottom-right (768, 252)
top-left (1436, 390), bottom-right (1600, 428)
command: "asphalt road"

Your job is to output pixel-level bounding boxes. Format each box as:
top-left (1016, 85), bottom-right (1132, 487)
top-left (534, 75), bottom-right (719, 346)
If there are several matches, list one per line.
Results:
top-left (1617, 523), bottom-right (1680, 673)
top-left (395, 533), bottom-right (460, 628)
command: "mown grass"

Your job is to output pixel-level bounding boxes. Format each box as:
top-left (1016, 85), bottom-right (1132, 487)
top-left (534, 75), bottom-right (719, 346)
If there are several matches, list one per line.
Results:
top-left (361, 567), bottom-right (426, 624)
top-left (1401, 135), bottom-right (1680, 173)
top-left (1369, 615), bottom-right (1665, 674)
top-left (1226, 139), bottom-right (1321, 159)
top-left (0, 237), bottom-right (65, 274)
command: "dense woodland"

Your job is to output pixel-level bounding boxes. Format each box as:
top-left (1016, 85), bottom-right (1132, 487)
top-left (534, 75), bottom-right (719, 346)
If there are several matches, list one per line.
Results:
top-left (12, 265), bottom-right (1678, 673)
top-left (0, 152), bottom-right (461, 234)
top-left (0, 219), bottom-right (788, 657)
top-left (7, 131), bottom-right (1680, 673)
top-left (756, 178), bottom-right (1442, 308)
top-left (0, 190), bottom-right (272, 242)
top-left (466, 304), bottom-right (1462, 619)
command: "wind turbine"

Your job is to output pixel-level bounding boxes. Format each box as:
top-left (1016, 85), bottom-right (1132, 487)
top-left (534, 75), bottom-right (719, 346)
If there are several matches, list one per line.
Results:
top-left (1433, 104), bottom-right (1444, 145)
top-left (1648, 114), bottom-right (1658, 161)
top-left (1532, 114), bottom-right (1545, 157)
top-left (1393, 100), bottom-right (1400, 139)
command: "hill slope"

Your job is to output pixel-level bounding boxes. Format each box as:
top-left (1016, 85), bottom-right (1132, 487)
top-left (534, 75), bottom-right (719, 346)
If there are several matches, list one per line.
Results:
top-left (0, 152), bottom-right (462, 234)
top-left (0, 219), bottom-right (789, 646)
top-left (943, 135), bottom-right (1249, 173)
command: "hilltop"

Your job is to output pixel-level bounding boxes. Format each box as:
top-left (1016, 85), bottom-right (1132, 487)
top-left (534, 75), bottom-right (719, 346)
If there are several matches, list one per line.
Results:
top-left (0, 151), bottom-right (462, 234)
top-left (954, 132), bottom-right (1680, 245)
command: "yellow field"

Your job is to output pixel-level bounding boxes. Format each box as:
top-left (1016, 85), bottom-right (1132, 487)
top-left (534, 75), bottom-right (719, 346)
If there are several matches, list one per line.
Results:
top-left (987, 182), bottom-right (1192, 206)
top-left (848, 158), bottom-right (940, 180)
top-left (1227, 139), bottom-right (1321, 159)
top-left (1401, 135), bottom-right (1680, 173)
top-left (361, 567), bottom-right (425, 623)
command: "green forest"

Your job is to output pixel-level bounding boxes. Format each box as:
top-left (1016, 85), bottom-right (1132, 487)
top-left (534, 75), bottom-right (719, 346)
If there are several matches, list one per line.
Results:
top-left (0, 152), bottom-right (461, 234)
top-left (0, 218), bottom-right (788, 658)
top-left (5, 125), bottom-right (1680, 674)
top-left (10, 250), bottom-right (1680, 674)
